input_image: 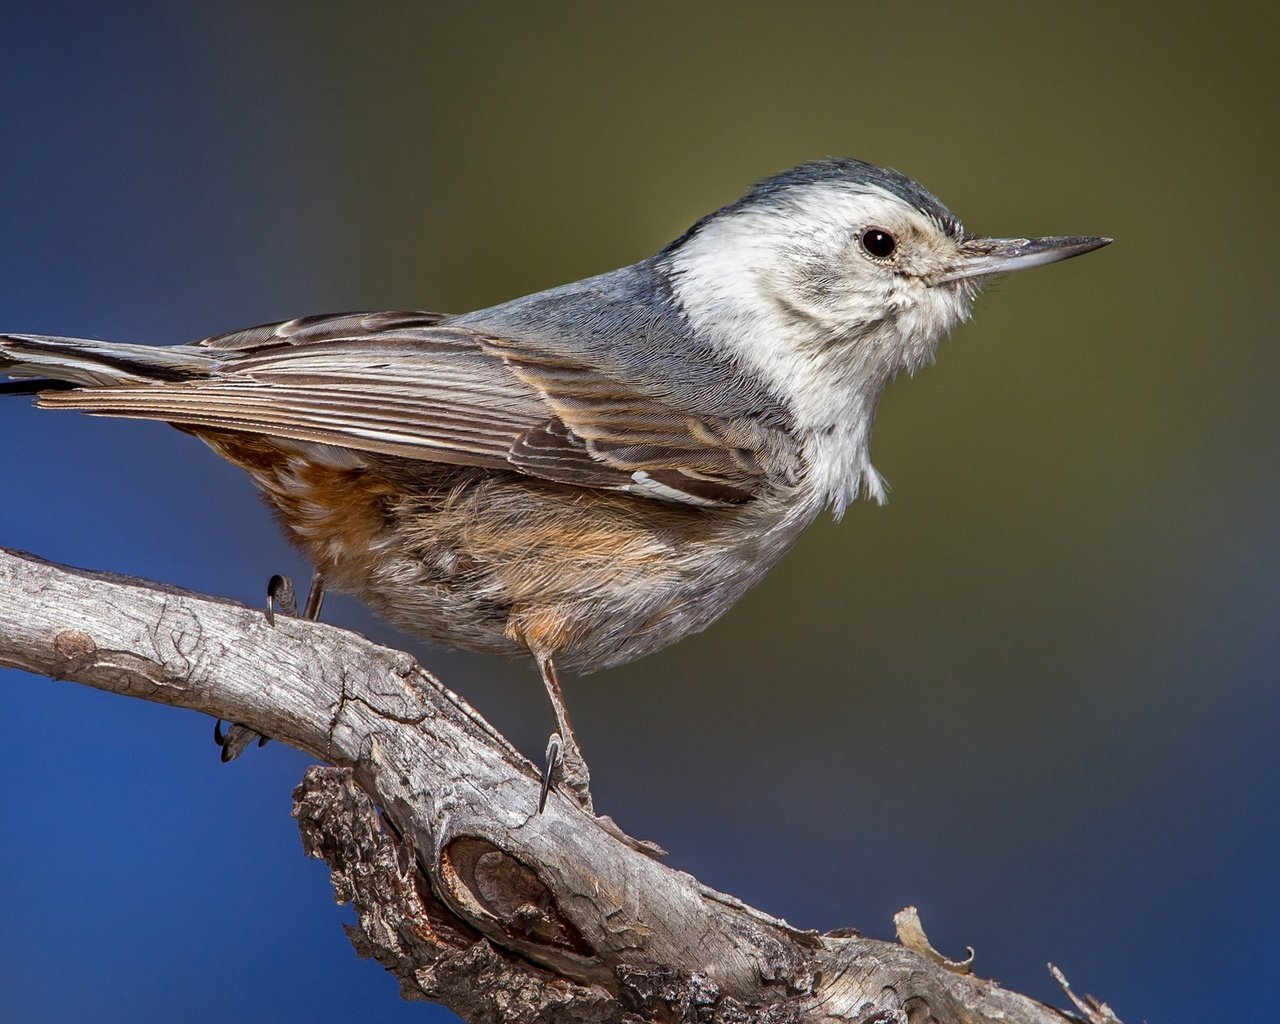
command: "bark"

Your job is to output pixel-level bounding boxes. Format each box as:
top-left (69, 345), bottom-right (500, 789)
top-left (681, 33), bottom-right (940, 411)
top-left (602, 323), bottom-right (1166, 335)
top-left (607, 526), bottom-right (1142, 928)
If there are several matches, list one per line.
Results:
top-left (0, 547), bottom-right (1124, 1024)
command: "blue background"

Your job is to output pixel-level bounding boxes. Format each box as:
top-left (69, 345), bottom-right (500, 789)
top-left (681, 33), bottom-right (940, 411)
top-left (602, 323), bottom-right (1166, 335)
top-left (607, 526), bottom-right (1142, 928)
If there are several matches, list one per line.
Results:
top-left (2, 4), bottom-right (1277, 1022)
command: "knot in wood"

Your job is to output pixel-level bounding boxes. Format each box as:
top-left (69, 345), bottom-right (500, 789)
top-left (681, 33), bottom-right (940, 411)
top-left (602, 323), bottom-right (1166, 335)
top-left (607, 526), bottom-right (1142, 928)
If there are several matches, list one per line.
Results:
top-left (53, 629), bottom-right (97, 661)
top-left (441, 837), bottom-right (592, 957)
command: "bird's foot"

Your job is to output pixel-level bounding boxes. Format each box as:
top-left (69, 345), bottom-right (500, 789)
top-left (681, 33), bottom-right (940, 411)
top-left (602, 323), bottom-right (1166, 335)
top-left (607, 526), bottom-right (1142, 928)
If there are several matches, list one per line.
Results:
top-left (538, 733), bottom-right (664, 859)
top-left (215, 570), bottom-right (326, 761)
top-left (212, 716), bottom-right (268, 762)
top-left (265, 572), bottom-right (299, 624)
top-left (539, 731), bottom-right (593, 815)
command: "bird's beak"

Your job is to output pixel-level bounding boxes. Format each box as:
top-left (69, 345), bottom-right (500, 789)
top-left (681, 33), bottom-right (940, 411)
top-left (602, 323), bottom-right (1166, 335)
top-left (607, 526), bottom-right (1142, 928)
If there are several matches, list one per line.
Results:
top-left (935, 235), bottom-right (1111, 283)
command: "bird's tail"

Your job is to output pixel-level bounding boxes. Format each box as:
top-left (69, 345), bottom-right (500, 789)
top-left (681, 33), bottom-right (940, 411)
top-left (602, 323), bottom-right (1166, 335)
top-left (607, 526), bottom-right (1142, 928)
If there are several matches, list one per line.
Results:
top-left (0, 333), bottom-right (215, 394)
top-left (4, 332), bottom-right (270, 762)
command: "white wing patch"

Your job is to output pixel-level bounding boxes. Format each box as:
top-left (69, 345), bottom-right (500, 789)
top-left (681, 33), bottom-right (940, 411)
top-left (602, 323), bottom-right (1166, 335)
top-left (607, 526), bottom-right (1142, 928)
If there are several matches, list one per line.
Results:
top-left (626, 470), bottom-right (726, 507)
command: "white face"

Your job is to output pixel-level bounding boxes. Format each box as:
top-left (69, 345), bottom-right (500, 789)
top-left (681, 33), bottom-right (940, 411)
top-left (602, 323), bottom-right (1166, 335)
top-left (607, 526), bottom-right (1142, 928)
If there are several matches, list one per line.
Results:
top-left (668, 182), bottom-right (982, 512)
top-left (672, 181), bottom-right (979, 374)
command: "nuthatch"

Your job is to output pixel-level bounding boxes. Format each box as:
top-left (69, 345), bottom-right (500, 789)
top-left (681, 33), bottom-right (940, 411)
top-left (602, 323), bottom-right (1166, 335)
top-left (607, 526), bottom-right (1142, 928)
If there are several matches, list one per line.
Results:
top-left (0, 158), bottom-right (1110, 811)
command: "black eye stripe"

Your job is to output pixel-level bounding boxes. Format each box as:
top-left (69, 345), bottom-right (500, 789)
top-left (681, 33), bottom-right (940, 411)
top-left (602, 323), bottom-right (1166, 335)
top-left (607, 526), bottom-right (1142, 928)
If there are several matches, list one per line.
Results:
top-left (860, 228), bottom-right (897, 260)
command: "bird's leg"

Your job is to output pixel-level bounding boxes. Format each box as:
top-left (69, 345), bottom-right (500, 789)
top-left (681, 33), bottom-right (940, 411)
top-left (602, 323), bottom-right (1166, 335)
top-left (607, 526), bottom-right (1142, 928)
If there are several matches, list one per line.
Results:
top-left (301, 571), bottom-right (326, 621)
top-left (535, 656), bottom-right (593, 814)
top-left (214, 570), bottom-right (326, 761)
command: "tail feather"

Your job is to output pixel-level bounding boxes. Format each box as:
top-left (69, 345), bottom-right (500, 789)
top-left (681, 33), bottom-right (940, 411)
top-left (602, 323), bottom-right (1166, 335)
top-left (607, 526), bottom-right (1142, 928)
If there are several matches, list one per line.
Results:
top-left (0, 377), bottom-right (76, 395)
top-left (0, 333), bottom-right (216, 389)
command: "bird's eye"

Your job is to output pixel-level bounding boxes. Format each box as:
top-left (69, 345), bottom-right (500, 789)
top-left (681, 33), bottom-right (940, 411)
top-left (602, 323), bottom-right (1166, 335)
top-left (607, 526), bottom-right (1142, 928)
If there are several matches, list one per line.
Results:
top-left (859, 228), bottom-right (897, 260)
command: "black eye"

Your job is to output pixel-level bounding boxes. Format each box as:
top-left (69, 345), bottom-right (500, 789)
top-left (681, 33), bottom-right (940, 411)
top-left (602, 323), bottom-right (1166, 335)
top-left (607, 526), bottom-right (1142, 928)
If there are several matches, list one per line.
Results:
top-left (860, 227), bottom-right (897, 260)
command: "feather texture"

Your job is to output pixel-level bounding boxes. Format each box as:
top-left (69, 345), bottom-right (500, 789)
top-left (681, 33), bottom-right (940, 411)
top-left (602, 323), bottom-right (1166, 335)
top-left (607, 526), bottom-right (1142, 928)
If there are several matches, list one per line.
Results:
top-left (2, 305), bottom-right (798, 507)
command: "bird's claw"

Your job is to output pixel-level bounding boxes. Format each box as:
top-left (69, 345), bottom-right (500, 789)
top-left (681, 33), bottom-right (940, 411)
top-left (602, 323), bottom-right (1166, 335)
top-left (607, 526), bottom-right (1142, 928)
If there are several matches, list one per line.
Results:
top-left (226, 572), bottom-right (322, 758)
top-left (265, 573), bottom-right (298, 625)
top-left (537, 731), bottom-right (593, 814)
top-left (538, 733), bottom-right (563, 813)
top-left (213, 717), bottom-right (260, 762)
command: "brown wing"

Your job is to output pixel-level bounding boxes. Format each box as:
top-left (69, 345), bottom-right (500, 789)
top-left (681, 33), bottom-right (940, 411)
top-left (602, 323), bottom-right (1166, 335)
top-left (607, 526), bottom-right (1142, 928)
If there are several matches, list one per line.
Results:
top-left (494, 338), bottom-right (787, 504)
top-left (36, 311), bottom-right (798, 505)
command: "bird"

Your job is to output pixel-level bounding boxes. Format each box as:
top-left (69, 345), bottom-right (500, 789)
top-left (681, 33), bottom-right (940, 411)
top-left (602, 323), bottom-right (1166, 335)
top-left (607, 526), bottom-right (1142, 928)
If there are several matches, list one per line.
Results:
top-left (0, 158), bottom-right (1109, 812)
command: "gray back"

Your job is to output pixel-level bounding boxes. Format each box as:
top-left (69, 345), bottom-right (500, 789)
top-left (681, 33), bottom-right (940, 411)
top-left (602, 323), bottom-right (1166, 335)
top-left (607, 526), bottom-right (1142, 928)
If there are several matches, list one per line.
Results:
top-left (451, 256), bottom-right (793, 431)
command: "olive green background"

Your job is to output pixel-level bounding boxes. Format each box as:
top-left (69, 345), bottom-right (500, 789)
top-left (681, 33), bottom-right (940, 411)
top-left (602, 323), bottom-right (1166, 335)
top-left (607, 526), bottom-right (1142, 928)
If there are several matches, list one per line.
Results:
top-left (1, 3), bottom-right (1276, 1021)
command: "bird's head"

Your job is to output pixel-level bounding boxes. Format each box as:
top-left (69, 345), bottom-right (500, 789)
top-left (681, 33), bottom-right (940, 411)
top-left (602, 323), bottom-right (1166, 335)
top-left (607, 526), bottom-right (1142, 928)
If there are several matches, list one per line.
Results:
top-left (666, 157), bottom-right (1109, 378)
top-left (662, 158), bottom-right (1110, 508)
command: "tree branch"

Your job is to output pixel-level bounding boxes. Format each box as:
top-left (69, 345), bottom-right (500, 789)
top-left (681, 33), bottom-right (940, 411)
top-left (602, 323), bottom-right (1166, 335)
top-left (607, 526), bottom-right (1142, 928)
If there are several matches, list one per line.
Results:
top-left (0, 546), bottom-right (1122, 1024)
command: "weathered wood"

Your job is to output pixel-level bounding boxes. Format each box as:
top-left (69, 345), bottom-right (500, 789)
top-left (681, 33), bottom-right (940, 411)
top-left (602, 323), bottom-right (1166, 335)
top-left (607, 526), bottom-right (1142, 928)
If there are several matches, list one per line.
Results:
top-left (0, 546), bottom-right (1122, 1024)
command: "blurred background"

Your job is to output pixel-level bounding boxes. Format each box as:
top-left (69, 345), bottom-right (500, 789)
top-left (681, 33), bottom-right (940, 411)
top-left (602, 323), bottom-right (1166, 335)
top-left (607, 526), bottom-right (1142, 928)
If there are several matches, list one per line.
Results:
top-left (1, 3), bottom-right (1276, 1021)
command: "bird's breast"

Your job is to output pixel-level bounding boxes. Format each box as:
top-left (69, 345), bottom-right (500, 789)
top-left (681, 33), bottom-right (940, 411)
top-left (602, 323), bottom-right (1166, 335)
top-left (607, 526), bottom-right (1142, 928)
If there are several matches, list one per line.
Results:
top-left (192, 428), bottom-right (819, 672)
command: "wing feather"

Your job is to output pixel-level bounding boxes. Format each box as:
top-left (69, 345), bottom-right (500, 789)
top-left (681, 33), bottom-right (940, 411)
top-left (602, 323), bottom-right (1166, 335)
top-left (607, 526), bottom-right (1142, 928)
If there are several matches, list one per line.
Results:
top-left (36, 311), bottom-right (799, 506)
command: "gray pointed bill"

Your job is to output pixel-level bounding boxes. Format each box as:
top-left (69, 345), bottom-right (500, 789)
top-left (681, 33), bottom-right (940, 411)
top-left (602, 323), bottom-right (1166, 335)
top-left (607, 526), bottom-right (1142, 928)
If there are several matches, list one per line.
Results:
top-left (936, 235), bottom-right (1112, 283)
